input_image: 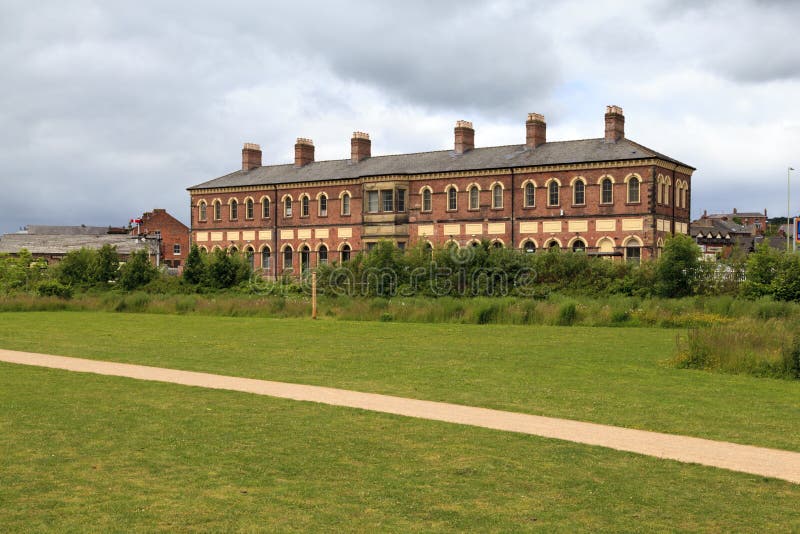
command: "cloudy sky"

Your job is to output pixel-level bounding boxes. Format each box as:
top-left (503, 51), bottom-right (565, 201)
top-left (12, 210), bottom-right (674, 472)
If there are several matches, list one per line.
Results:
top-left (1, 0), bottom-right (799, 234)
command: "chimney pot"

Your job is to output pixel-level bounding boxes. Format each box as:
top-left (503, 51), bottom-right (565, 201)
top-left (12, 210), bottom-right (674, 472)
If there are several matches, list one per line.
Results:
top-left (351, 132), bottom-right (371, 162)
top-left (454, 120), bottom-right (475, 154)
top-left (604, 105), bottom-right (625, 143)
top-left (526, 113), bottom-right (546, 148)
top-left (242, 142), bottom-right (262, 171)
top-left (294, 138), bottom-right (315, 167)
top-left (733, 207), bottom-right (737, 214)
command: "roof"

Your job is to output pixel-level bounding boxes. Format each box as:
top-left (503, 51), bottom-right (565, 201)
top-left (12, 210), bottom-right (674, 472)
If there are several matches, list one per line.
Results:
top-left (188, 137), bottom-right (694, 191)
top-left (0, 233), bottom-right (149, 255)
top-left (691, 217), bottom-right (750, 237)
top-left (23, 225), bottom-right (112, 235)
top-left (706, 212), bottom-right (765, 219)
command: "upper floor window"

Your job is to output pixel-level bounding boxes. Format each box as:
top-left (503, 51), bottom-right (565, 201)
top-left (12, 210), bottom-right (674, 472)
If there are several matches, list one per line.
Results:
top-left (213, 200), bottom-right (221, 220)
top-left (680, 184), bottom-right (687, 208)
top-left (262, 197), bottom-right (270, 218)
top-left (245, 198), bottom-right (254, 219)
top-left (198, 201), bottom-right (207, 221)
top-left (229, 199), bottom-right (238, 220)
top-left (422, 188), bottom-right (432, 212)
top-left (628, 176), bottom-right (640, 203)
top-left (657, 181), bottom-right (664, 204)
top-left (573, 180), bottom-right (585, 205)
top-left (319, 193), bottom-right (328, 216)
top-left (173, 244), bottom-right (181, 255)
top-left (601, 178), bottom-right (613, 204)
top-left (341, 192), bottom-right (351, 216)
top-left (284, 196), bottom-right (292, 217)
top-left (300, 195), bottom-right (310, 217)
top-left (524, 182), bottom-right (535, 207)
top-left (547, 181), bottom-right (559, 206)
top-left (469, 186), bottom-right (479, 210)
top-left (382, 189), bottom-right (393, 212)
top-left (664, 181), bottom-right (670, 206)
top-left (492, 184), bottom-right (503, 209)
top-left (447, 186), bottom-right (457, 211)
top-left (396, 190), bottom-right (406, 212)
top-left (367, 191), bottom-right (379, 213)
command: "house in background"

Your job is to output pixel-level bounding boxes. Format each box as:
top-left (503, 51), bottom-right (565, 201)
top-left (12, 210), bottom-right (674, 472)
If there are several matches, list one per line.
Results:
top-left (698, 208), bottom-right (768, 236)
top-left (0, 225), bottom-right (150, 264)
top-left (129, 209), bottom-right (190, 268)
top-left (690, 216), bottom-right (754, 260)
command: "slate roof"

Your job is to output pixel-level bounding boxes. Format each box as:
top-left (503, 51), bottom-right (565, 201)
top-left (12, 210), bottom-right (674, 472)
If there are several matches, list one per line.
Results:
top-left (188, 137), bottom-right (694, 191)
top-left (0, 233), bottom-right (149, 255)
top-left (691, 217), bottom-right (751, 238)
top-left (24, 225), bottom-right (112, 235)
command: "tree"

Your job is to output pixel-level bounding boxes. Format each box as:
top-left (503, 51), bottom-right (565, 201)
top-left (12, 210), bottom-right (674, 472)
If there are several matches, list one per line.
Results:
top-left (56, 248), bottom-right (95, 287)
top-left (118, 250), bottom-right (158, 290)
top-left (90, 244), bottom-right (120, 285)
top-left (741, 242), bottom-right (783, 298)
top-left (654, 234), bottom-right (701, 297)
top-left (183, 245), bottom-right (205, 285)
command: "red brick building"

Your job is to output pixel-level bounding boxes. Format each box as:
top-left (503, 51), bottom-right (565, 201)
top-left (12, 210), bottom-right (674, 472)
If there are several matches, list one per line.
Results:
top-left (187, 106), bottom-right (694, 276)
top-left (130, 209), bottom-right (190, 268)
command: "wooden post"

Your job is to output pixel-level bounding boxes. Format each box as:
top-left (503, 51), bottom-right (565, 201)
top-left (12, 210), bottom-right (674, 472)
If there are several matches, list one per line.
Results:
top-left (311, 271), bottom-right (317, 320)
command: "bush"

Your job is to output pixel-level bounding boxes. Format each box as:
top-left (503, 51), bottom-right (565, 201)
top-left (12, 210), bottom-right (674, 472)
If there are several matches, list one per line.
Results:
top-left (118, 250), bottom-right (159, 290)
top-left (36, 280), bottom-right (73, 299)
top-left (556, 301), bottom-right (578, 326)
top-left (654, 234), bottom-right (701, 298)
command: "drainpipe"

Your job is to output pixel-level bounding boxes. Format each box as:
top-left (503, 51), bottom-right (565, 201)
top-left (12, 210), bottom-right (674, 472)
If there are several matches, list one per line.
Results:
top-left (672, 167), bottom-right (677, 237)
top-left (510, 168), bottom-right (516, 249)
top-left (273, 184), bottom-right (279, 281)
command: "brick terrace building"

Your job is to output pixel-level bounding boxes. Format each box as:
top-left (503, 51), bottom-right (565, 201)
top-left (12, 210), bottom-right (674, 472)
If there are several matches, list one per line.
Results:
top-left (130, 209), bottom-right (190, 268)
top-left (187, 106), bottom-right (694, 276)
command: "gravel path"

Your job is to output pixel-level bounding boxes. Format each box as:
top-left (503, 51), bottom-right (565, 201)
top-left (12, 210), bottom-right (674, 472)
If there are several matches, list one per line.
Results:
top-left (2, 348), bottom-right (799, 484)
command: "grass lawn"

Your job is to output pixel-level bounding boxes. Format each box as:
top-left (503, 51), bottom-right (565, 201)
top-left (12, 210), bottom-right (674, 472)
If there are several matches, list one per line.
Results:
top-left (1, 362), bottom-right (799, 532)
top-left (0, 311), bottom-right (798, 452)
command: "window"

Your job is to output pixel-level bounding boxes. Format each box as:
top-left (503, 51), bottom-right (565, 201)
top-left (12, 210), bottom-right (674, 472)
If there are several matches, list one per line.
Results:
top-left (628, 177), bottom-right (640, 203)
top-left (523, 240), bottom-right (536, 253)
top-left (198, 201), bottom-right (207, 221)
top-left (397, 241), bottom-right (405, 250)
top-left (262, 197), bottom-right (270, 218)
top-left (318, 244), bottom-right (328, 264)
top-left (626, 245), bottom-right (641, 263)
top-left (396, 190), bottom-right (405, 212)
top-left (173, 244), bottom-right (181, 255)
top-left (422, 188), bottom-right (432, 212)
top-left (341, 192), bottom-right (351, 215)
top-left (664, 182), bottom-right (670, 206)
top-left (261, 247), bottom-right (271, 271)
top-left (601, 178), bottom-right (613, 204)
top-left (524, 182), bottom-right (535, 207)
top-left (341, 244), bottom-right (351, 262)
top-left (283, 246), bottom-right (293, 270)
top-left (572, 239), bottom-right (586, 252)
top-left (680, 185), bottom-right (687, 209)
top-left (492, 184), bottom-right (503, 209)
top-left (284, 197), bottom-right (292, 217)
top-left (300, 245), bottom-right (310, 273)
top-left (548, 241), bottom-right (560, 251)
top-left (548, 181), bottom-right (559, 206)
top-left (657, 181), bottom-right (664, 204)
top-left (469, 186), bottom-right (479, 210)
top-left (367, 191), bottom-right (379, 213)
top-left (246, 198), bottom-right (254, 219)
top-left (301, 195), bottom-right (309, 217)
top-left (573, 180), bottom-right (585, 205)
top-left (447, 187), bottom-right (457, 211)
top-left (319, 194), bottom-right (328, 216)
top-left (213, 200), bottom-right (221, 220)
top-left (492, 240), bottom-right (503, 249)
top-left (382, 189), bottom-right (393, 212)
top-left (230, 199), bottom-right (238, 220)
top-left (245, 246), bottom-right (255, 269)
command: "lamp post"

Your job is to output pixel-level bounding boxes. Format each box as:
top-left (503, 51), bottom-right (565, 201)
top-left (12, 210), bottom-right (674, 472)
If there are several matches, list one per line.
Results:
top-left (790, 167), bottom-right (796, 252)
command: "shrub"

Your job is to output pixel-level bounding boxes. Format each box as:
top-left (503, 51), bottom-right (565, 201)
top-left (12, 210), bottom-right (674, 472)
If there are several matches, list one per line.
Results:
top-left (36, 280), bottom-right (73, 299)
top-left (118, 250), bottom-right (159, 290)
top-left (556, 301), bottom-right (578, 326)
top-left (183, 245), bottom-right (205, 285)
top-left (654, 234), bottom-right (701, 298)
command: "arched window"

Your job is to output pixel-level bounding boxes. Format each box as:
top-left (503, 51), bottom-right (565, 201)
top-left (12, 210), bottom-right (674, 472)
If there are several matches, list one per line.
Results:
top-left (319, 194), bottom-right (328, 216)
top-left (198, 201), bottom-right (207, 221)
top-left (548, 240), bottom-right (560, 251)
top-left (245, 198), bottom-right (254, 219)
top-left (573, 180), bottom-right (585, 205)
top-left (318, 244), bottom-right (328, 264)
top-left (244, 246), bottom-right (255, 269)
top-left (628, 177), bottom-right (640, 203)
top-left (341, 193), bottom-right (351, 216)
top-left (664, 181), bottom-right (670, 206)
top-left (229, 245), bottom-right (239, 254)
top-left (680, 184), bottom-right (687, 208)
top-left (282, 246), bottom-right (293, 270)
top-left (261, 247), bottom-right (271, 271)
top-left (523, 240), bottom-right (536, 253)
top-left (524, 182), bottom-right (535, 207)
top-left (422, 188), bottom-right (432, 212)
top-left (341, 243), bottom-right (351, 262)
top-left (572, 239), bottom-right (586, 252)
top-left (492, 184), bottom-right (503, 208)
top-left (300, 245), bottom-right (310, 272)
top-left (230, 199), bottom-right (238, 220)
top-left (213, 200), bottom-right (221, 220)
top-left (548, 181), bottom-right (559, 206)
top-left (601, 178), bottom-right (613, 204)
top-left (262, 197), bottom-right (270, 218)
top-left (657, 180), bottom-right (664, 204)
top-left (492, 240), bottom-right (503, 249)
top-left (447, 186), bottom-right (457, 211)
top-left (624, 237), bottom-right (642, 263)
top-left (469, 186), bottom-right (479, 210)
top-left (301, 195), bottom-right (309, 217)
top-left (284, 197), bottom-right (292, 217)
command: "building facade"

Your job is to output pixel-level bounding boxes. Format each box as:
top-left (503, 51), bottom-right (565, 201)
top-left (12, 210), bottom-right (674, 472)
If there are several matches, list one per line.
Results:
top-left (187, 106), bottom-right (695, 276)
top-left (130, 209), bottom-right (190, 268)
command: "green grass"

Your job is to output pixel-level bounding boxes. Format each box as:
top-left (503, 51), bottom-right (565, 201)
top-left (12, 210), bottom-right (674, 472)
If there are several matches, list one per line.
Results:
top-left (2, 363), bottom-right (799, 532)
top-left (1, 311), bottom-right (799, 452)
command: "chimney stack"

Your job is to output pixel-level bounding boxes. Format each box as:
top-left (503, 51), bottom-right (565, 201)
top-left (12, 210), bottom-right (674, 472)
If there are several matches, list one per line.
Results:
top-left (526, 113), bottom-right (546, 149)
top-left (733, 207), bottom-right (738, 214)
top-left (351, 132), bottom-right (371, 162)
top-left (454, 120), bottom-right (474, 154)
top-left (294, 138), bottom-right (315, 167)
top-left (604, 105), bottom-right (625, 143)
top-left (242, 142), bottom-right (262, 171)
